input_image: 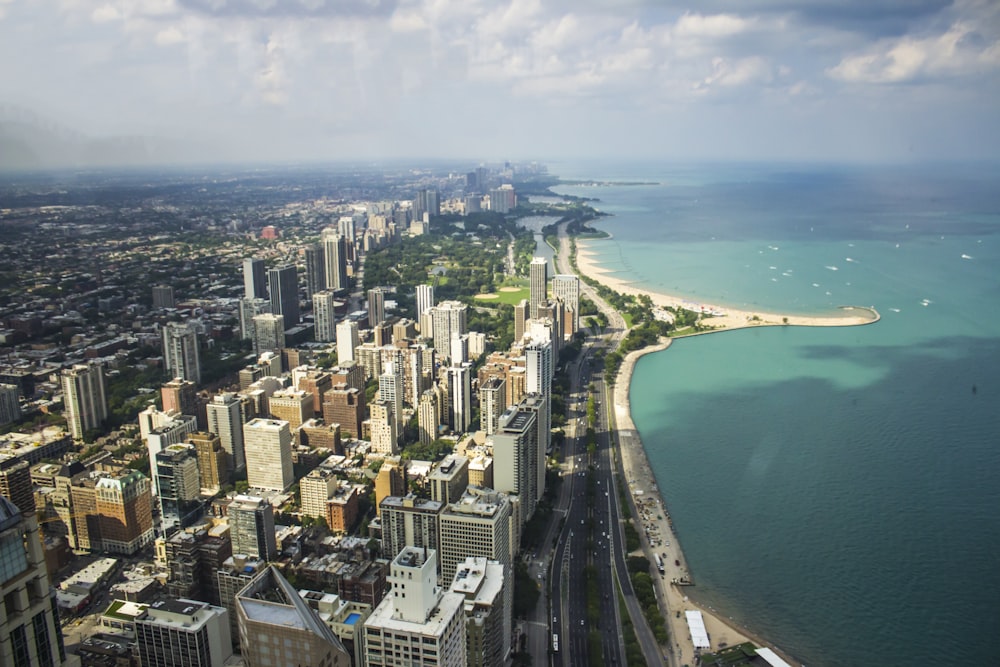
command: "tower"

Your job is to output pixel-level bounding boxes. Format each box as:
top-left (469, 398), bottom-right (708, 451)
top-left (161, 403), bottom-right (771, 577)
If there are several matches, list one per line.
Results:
top-left (336, 320), bottom-right (359, 363)
top-left (243, 257), bottom-right (267, 300)
top-left (268, 264), bottom-right (300, 331)
top-left (416, 284), bottom-right (435, 319)
top-left (206, 393), bottom-right (246, 474)
top-left (417, 389), bottom-right (439, 446)
top-left (552, 274), bottom-right (580, 335)
top-left (322, 228), bottom-right (348, 292)
top-left (529, 256), bottom-right (547, 319)
top-left (491, 404), bottom-right (538, 523)
top-left (430, 301), bottom-right (468, 360)
top-left (368, 401), bottom-right (398, 456)
top-left (313, 290), bottom-right (337, 343)
top-left (162, 322), bottom-right (201, 385)
top-left (304, 243), bottom-right (326, 299)
top-left (367, 287), bottom-right (386, 328)
top-left (378, 362), bottom-right (404, 436)
top-left (61, 362), bottom-right (108, 440)
top-left (135, 598), bottom-right (232, 667)
top-left (252, 313), bottom-right (285, 355)
top-left (447, 365), bottom-right (472, 434)
top-left (228, 495), bottom-right (277, 561)
top-left (479, 377), bottom-right (506, 437)
top-left (156, 443), bottom-right (203, 535)
top-left (242, 418), bottom-right (294, 492)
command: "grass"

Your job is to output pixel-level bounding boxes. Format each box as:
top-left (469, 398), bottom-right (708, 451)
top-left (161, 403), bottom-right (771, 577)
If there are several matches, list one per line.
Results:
top-left (474, 285), bottom-right (530, 306)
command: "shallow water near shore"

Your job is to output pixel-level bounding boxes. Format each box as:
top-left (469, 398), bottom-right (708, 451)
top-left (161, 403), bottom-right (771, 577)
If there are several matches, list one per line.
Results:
top-left (552, 162), bottom-right (1000, 666)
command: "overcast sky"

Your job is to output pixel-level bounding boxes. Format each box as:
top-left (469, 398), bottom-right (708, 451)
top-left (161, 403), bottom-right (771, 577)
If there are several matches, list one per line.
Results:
top-left (1, 0), bottom-right (999, 166)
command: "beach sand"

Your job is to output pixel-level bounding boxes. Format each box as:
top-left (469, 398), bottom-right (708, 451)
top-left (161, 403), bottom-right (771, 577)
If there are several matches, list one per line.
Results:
top-left (576, 243), bottom-right (879, 331)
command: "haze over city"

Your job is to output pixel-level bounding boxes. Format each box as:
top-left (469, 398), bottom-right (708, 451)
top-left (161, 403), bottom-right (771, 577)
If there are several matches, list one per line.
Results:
top-left (2, 0), bottom-right (999, 168)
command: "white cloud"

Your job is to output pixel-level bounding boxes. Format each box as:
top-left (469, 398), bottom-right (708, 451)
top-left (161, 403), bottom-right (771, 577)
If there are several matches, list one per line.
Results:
top-left (91, 4), bottom-right (121, 23)
top-left (675, 12), bottom-right (751, 39)
top-left (828, 22), bottom-right (1000, 83)
top-left (154, 25), bottom-right (185, 45)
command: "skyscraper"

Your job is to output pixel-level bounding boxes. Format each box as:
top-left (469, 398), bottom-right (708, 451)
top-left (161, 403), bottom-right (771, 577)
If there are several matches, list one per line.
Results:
top-left (236, 566), bottom-right (351, 667)
top-left (135, 598), bottom-right (232, 667)
top-left (242, 418), bottom-right (293, 492)
top-left (268, 264), bottom-right (300, 330)
top-left (479, 377), bottom-right (506, 437)
top-left (238, 297), bottom-right (270, 342)
top-left (61, 362), bottom-right (107, 440)
top-left (313, 290), bottom-right (337, 343)
top-left (252, 313), bottom-right (285, 355)
top-left (529, 256), bottom-right (548, 319)
top-left (378, 362), bottom-right (404, 436)
top-left (228, 495), bottom-right (277, 561)
top-left (162, 322), bottom-right (201, 385)
top-left (418, 389), bottom-right (439, 446)
top-left (94, 469), bottom-right (155, 555)
top-left (430, 301), bottom-right (468, 360)
top-left (187, 431), bottom-right (228, 493)
top-left (243, 257), bottom-right (267, 300)
top-left (379, 494), bottom-right (443, 562)
top-left (0, 495), bottom-right (66, 667)
top-left (367, 286), bottom-right (386, 328)
top-left (304, 243), bottom-right (326, 299)
top-left (151, 284), bottom-right (175, 309)
top-left (161, 378), bottom-right (200, 423)
top-left (368, 401), bottom-right (398, 456)
top-left (416, 284), bottom-right (435, 319)
top-left (156, 443), bottom-right (202, 535)
top-left (450, 558), bottom-right (507, 667)
top-left (0, 384), bottom-right (20, 426)
top-left (205, 393), bottom-right (245, 473)
top-left (322, 227), bottom-right (348, 292)
top-left (447, 365), bottom-right (472, 434)
top-left (491, 404), bottom-right (538, 523)
top-left (336, 320), bottom-right (359, 363)
top-left (552, 274), bottom-right (580, 335)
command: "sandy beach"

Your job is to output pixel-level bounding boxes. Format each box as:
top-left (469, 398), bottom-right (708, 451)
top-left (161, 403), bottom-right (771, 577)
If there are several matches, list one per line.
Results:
top-left (576, 242), bottom-right (880, 331)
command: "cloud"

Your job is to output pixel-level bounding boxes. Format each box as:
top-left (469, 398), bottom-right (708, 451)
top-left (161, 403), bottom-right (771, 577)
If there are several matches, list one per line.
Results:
top-left (154, 25), bottom-right (186, 45)
top-left (827, 21), bottom-right (1000, 83)
top-left (675, 12), bottom-right (751, 38)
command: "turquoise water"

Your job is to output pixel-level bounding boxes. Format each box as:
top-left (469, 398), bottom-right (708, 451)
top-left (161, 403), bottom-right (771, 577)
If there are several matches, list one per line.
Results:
top-left (552, 163), bottom-right (1000, 667)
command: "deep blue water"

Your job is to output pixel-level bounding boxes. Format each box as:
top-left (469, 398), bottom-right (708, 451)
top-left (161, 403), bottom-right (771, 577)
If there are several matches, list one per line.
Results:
top-left (551, 163), bottom-right (1000, 667)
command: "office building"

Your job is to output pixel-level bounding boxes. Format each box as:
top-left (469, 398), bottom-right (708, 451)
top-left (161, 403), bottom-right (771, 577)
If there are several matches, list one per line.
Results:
top-left (416, 284), bottom-right (435, 320)
top-left (417, 389), bottom-right (439, 446)
top-left (447, 365), bottom-right (472, 434)
top-left (378, 362), bottom-right (404, 435)
top-left (268, 388), bottom-right (312, 432)
top-left (529, 256), bottom-right (547, 319)
top-left (205, 393), bottom-right (246, 474)
top-left (479, 377), bottom-right (505, 437)
top-left (0, 457), bottom-right (33, 515)
top-left (362, 548), bottom-right (466, 667)
top-left (217, 555), bottom-right (266, 646)
top-left (268, 264), bottom-right (300, 330)
top-left (430, 301), bottom-right (468, 360)
top-left (252, 312), bottom-right (285, 355)
top-left (94, 469), bottom-right (155, 555)
top-left (450, 558), bottom-right (507, 667)
top-left (161, 378), bottom-right (200, 425)
top-left (374, 459), bottom-right (406, 519)
top-left (323, 385), bottom-right (364, 439)
top-left (313, 290), bottom-right (337, 343)
top-left (378, 494), bottom-right (443, 562)
top-left (0, 495), bottom-right (66, 667)
top-left (152, 284), bottom-right (175, 309)
top-left (162, 322), bottom-right (201, 384)
top-left (0, 384), bottom-right (20, 427)
top-left (236, 566), bottom-right (351, 667)
top-left (61, 362), bottom-right (108, 440)
top-left (552, 274), bottom-right (580, 335)
top-left (228, 495), bottom-right (277, 562)
top-left (156, 444), bottom-right (202, 535)
top-left (147, 414), bottom-right (199, 495)
top-left (491, 404), bottom-right (538, 522)
top-left (238, 297), bottom-right (270, 342)
top-left (243, 419), bottom-right (293, 492)
top-left (186, 431), bottom-right (228, 493)
top-left (322, 228), bottom-right (348, 292)
top-left (368, 401), bottom-right (398, 456)
top-left (243, 257), bottom-right (267, 300)
top-left (336, 320), bottom-right (360, 363)
top-left (135, 598), bottom-right (232, 667)
top-left (304, 243), bottom-right (326, 299)
top-left (367, 287), bottom-right (387, 328)
top-left (429, 455), bottom-right (469, 506)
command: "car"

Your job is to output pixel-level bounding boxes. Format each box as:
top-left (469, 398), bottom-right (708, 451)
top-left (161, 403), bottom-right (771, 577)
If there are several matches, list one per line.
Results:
top-left (580, 620), bottom-right (585, 626)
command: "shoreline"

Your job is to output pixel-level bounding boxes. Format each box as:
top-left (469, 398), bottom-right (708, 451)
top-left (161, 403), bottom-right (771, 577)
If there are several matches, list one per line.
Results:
top-left (614, 341), bottom-right (803, 666)
top-left (577, 241), bottom-right (880, 331)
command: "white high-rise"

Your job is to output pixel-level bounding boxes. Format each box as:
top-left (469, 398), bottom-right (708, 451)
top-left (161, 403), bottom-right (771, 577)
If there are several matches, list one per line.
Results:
top-left (61, 362), bottom-right (108, 440)
top-left (336, 320), bottom-right (359, 363)
top-left (162, 321), bottom-right (201, 384)
top-left (529, 256), bottom-right (547, 319)
top-left (313, 290), bottom-right (337, 343)
top-left (491, 403), bottom-right (539, 522)
top-left (379, 362), bottom-right (404, 436)
top-left (416, 284), bottom-right (435, 319)
top-left (369, 400), bottom-right (399, 456)
top-left (430, 301), bottom-right (468, 360)
top-left (552, 274), bottom-right (580, 335)
top-left (206, 393), bottom-right (246, 472)
top-left (447, 365), bottom-right (472, 434)
top-left (322, 228), bottom-right (348, 291)
top-left (243, 419), bottom-right (294, 492)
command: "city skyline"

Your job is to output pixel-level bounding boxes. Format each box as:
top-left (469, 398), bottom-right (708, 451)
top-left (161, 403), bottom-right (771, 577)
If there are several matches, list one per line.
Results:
top-left (1, 1), bottom-right (998, 169)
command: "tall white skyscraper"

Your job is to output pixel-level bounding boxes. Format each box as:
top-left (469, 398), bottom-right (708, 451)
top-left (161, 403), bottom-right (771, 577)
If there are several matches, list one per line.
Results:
top-left (336, 320), bottom-right (360, 363)
top-left (430, 301), bottom-right (468, 360)
top-left (238, 297), bottom-right (270, 342)
top-left (243, 257), bottom-right (267, 299)
top-left (243, 418), bottom-right (294, 492)
top-left (252, 313), bottom-right (285, 355)
top-left (162, 321), bottom-right (201, 384)
top-left (61, 362), bottom-right (108, 440)
top-left (552, 274), bottom-right (580, 335)
top-left (369, 401), bottom-right (398, 456)
top-left (416, 284), bottom-right (435, 319)
top-left (479, 377), bottom-right (506, 436)
top-left (491, 405), bottom-right (538, 523)
top-left (379, 362), bottom-right (404, 435)
top-left (367, 286), bottom-right (387, 327)
top-left (206, 393), bottom-right (246, 473)
top-left (529, 256), bottom-right (548, 319)
top-left (450, 332), bottom-right (468, 365)
top-left (313, 290), bottom-right (337, 343)
top-left (321, 227), bottom-right (348, 291)
top-left (447, 365), bottom-right (472, 434)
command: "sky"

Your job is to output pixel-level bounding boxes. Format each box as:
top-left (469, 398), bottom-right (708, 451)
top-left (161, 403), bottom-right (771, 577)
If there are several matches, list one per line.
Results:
top-left (1, 0), bottom-right (999, 167)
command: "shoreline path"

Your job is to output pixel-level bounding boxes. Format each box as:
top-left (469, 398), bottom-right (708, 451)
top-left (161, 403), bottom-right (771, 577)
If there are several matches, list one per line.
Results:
top-left (556, 226), bottom-right (879, 666)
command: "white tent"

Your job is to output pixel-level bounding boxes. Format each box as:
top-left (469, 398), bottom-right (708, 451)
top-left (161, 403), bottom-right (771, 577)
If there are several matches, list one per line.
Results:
top-left (684, 610), bottom-right (710, 649)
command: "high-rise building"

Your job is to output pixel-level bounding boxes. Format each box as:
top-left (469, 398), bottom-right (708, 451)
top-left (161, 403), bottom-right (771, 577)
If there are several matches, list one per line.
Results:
top-left (243, 258), bottom-right (267, 300)
top-left (368, 401), bottom-right (398, 456)
top-left (378, 362), bottom-right (404, 436)
top-left (161, 378), bottom-right (201, 427)
top-left (304, 243), bottom-right (326, 299)
top-left (322, 228), bottom-right (348, 292)
top-left (94, 469), bottom-right (155, 555)
top-left (525, 339), bottom-right (552, 494)
top-left (205, 393), bottom-right (246, 474)
top-left (491, 404), bottom-right (538, 523)
top-left (187, 431), bottom-right (228, 493)
top-left (367, 287), bottom-right (387, 328)
top-left (416, 284), bottom-right (435, 320)
top-left (217, 555), bottom-right (267, 646)
top-left (336, 320), bottom-right (359, 363)
top-left (162, 524), bottom-right (233, 606)
top-left (322, 385), bottom-right (364, 440)
top-left (513, 298), bottom-right (528, 343)
top-left (0, 495), bottom-right (67, 667)
top-left (162, 322), bottom-right (201, 384)
top-left (147, 415), bottom-right (199, 495)
top-left (313, 290), bottom-right (337, 343)
top-left (152, 284), bottom-right (175, 309)
top-left (156, 444), bottom-right (202, 535)
top-left (236, 566), bottom-right (351, 667)
top-left (417, 389), bottom-right (439, 446)
top-left (447, 365), bottom-right (472, 434)
top-left (0, 457), bottom-right (33, 514)
top-left (529, 256), bottom-right (548, 319)
top-left (242, 419), bottom-right (293, 493)
top-left (450, 558), bottom-right (507, 667)
top-left (552, 274), bottom-right (580, 335)
top-left (300, 467), bottom-right (339, 520)
top-left (135, 598), bottom-right (232, 667)
top-left (488, 184), bottom-right (516, 213)
top-left (374, 459), bottom-right (406, 518)
top-left (379, 493), bottom-right (443, 562)
top-left (228, 495), bottom-right (277, 562)
top-left (430, 301), bottom-right (468, 360)
top-left (267, 388), bottom-right (312, 432)
top-left (362, 548), bottom-right (466, 667)
top-left (268, 264), bottom-right (300, 330)
top-left (61, 362), bottom-right (108, 440)
top-left (0, 384), bottom-right (21, 426)
top-left (479, 377), bottom-right (506, 437)
top-left (412, 188), bottom-right (440, 221)
top-left (238, 297), bottom-right (270, 342)
top-left (252, 313), bottom-right (285, 355)
top-left (429, 455), bottom-right (469, 506)
top-left (450, 332), bottom-right (468, 365)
